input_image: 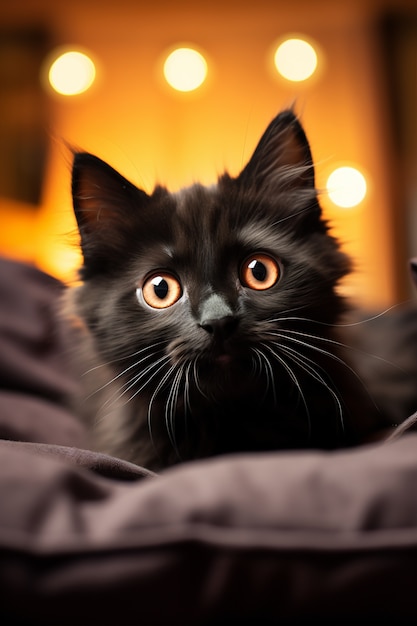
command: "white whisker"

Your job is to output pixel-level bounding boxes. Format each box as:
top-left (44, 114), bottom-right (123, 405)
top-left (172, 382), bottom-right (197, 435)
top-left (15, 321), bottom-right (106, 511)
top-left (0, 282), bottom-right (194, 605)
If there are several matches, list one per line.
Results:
top-left (83, 340), bottom-right (168, 375)
top-left (251, 347), bottom-right (276, 405)
top-left (193, 356), bottom-right (208, 399)
top-left (267, 328), bottom-right (380, 412)
top-left (93, 354), bottom-right (172, 426)
top-left (267, 302), bottom-right (411, 329)
top-left (147, 362), bottom-right (178, 451)
top-left (259, 343), bottom-right (311, 435)
top-left (268, 329), bottom-right (356, 374)
top-left (184, 360), bottom-right (193, 419)
top-left (278, 342), bottom-right (345, 432)
top-left (85, 342), bottom-right (168, 400)
top-left (165, 364), bottom-right (185, 457)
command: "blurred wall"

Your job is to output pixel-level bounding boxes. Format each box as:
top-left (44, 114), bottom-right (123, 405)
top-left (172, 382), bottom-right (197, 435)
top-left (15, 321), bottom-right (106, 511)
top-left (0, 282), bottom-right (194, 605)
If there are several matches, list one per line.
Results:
top-left (0, 0), bottom-right (416, 308)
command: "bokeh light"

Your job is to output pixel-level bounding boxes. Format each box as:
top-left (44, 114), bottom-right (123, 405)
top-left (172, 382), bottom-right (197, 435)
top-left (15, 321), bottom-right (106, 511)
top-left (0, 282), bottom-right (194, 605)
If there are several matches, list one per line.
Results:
top-left (48, 50), bottom-right (96, 96)
top-left (274, 38), bottom-right (318, 82)
top-left (326, 166), bottom-right (367, 208)
top-left (163, 47), bottom-right (208, 92)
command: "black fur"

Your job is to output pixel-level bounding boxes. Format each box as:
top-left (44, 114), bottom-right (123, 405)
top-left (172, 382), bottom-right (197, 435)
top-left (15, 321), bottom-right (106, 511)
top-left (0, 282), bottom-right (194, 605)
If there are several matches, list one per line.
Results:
top-left (67, 109), bottom-right (412, 469)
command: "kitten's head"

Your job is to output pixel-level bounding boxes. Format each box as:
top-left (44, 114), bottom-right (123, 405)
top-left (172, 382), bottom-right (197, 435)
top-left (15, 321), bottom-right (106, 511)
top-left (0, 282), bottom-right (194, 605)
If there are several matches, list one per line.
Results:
top-left (70, 109), bottom-right (351, 463)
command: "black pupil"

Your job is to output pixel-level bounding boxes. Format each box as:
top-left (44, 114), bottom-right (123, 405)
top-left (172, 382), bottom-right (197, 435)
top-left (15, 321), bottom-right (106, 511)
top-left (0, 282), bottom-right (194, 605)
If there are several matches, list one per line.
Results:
top-left (251, 261), bottom-right (267, 282)
top-left (153, 277), bottom-right (169, 299)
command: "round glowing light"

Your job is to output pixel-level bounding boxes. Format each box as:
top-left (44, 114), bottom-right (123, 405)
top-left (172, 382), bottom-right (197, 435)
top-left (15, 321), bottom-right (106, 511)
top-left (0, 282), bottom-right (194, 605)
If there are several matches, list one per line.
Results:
top-left (326, 167), bottom-right (367, 208)
top-left (48, 50), bottom-right (96, 96)
top-left (274, 38), bottom-right (318, 82)
top-left (163, 47), bottom-right (207, 92)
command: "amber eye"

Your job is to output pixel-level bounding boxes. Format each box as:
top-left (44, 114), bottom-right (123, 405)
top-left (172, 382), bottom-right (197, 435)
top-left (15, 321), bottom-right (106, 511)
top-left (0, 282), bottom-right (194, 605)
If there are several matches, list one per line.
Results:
top-left (240, 254), bottom-right (281, 290)
top-left (141, 273), bottom-right (182, 309)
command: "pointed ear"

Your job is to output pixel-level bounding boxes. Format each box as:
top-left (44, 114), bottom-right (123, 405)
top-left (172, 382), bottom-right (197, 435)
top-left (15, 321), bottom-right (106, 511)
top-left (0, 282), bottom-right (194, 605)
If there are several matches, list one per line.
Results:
top-left (239, 109), bottom-right (316, 193)
top-left (72, 152), bottom-right (150, 274)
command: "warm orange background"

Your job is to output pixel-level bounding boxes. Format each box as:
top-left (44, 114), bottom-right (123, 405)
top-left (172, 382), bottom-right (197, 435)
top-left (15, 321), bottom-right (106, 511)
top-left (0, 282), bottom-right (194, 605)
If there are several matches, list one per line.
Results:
top-left (0, 0), bottom-right (416, 308)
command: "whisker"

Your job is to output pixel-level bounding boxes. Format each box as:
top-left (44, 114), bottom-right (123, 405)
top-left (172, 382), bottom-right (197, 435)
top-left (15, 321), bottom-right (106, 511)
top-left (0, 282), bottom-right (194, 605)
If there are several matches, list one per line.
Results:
top-left (93, 354), bottom-right (172, 426)
top-left (102, 353), bottom-right (171, 410)
top-left (180, 360), bottom-right (194, 448)
top-left (184, 360), bottom-right (193, 418)
top-left (193, 356), bottom-right (208, 399)
top-left (251, 347), bottom-right (276, 405)
top-left (278, 342), bottom-right (345, 432)
top-left (83, 340), bottom-right (168, 375)
top-left (128, 355), bottom-right (172, 403)
top-left (165, 364), bottom-right (185, 459)
top-left (268, 329), bottom-right (372, 387)
top-left (85, 344), bottom-right (168, 400)
top-left (259, 342), bottom-right (311, 435)
top-left (147, 362), bottom-right (178, 451)
top-left (267, 329), bottom-right (382, 414)
top-left (283, 327), bottom-right (409, 375)
top-left (267, 301), bottom-right (412, 329)
top-left (385, 410), bottom-right (417, 442)
top-left (250, 348), bottom-right (264, 381)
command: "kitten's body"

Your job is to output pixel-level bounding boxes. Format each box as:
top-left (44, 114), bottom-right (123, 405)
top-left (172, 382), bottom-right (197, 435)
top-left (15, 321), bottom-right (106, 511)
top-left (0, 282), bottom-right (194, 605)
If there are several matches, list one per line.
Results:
top-left (67, 110), bottom-right (417, 470)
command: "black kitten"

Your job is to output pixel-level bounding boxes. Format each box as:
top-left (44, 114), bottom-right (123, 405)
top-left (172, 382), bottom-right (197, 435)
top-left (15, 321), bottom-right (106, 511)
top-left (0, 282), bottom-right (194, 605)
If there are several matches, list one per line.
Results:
top-left (66, 109), bottom-right (404, 469)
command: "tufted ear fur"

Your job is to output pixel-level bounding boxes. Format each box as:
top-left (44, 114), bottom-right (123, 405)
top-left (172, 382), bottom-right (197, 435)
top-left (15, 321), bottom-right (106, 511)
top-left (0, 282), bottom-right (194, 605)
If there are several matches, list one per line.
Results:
top-left (72, 152), bottom-right (150, 275)
top-left (239, 109), bottom-right (315, 190)
top-left (237, 109), bottom-right (322, 230)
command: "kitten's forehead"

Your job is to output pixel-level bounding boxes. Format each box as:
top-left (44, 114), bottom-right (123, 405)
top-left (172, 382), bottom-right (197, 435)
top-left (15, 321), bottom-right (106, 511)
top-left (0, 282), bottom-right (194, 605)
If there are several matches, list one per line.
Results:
top-left (173, 183), bottom-right (218, 218)
top-left (172, 181), bottom-right (276, 252)
top-left (173, 183), bottom-right (231, 244)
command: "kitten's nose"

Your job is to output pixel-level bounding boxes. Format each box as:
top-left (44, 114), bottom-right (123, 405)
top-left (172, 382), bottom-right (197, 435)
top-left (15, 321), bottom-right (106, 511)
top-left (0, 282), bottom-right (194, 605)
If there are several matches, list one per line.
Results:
top-left (200, 316), bottom-right (239, 340)
top-left (199, 294), bottom-right (238, 341)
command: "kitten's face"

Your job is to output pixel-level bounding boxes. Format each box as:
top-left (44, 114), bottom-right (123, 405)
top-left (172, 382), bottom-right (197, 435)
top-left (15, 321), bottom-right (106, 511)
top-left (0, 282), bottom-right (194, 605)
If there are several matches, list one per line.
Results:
top-left (126, 180), bottom-right (343, 399)
top-left (70, 110), bottom-right (352, 462)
